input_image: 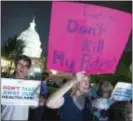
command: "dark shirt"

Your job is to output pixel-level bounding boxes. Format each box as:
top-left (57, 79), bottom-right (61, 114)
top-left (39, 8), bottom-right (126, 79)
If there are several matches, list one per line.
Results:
top-left (59, 93), bottom-right (92, 121)
top-left (40, 81), bottom-right (48, 97)
top-left (29, 81), bottom-right (48, 121)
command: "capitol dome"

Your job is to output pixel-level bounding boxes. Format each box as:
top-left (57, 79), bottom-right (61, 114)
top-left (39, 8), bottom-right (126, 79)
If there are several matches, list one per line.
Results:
top-left (17, 17), bottom-right (42, 58)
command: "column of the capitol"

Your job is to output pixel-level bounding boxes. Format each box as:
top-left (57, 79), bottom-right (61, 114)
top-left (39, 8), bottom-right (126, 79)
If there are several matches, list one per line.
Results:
top-left (17, 18), bottom-right (45, 79)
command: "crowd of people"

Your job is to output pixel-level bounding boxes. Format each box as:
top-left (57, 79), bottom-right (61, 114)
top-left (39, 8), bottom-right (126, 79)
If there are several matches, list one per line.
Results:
top-left (1, 55), bottom-right (132, 121)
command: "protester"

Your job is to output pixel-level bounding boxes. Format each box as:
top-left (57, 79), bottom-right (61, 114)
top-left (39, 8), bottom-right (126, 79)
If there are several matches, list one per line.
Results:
top-left (92, 81), bottom-right (113, 121)
top-left (2, 55), bottom-right (32, 120)
top-left (46, 72), bottom-right (93, 121)
top-left (2, 55), bottom-right (46, 120)
top-left (108, 82), bottom-right (132, 121)
top-left (108, 101), bottom-right (132, 121)
top-left (97, 81), bottom-right (113, 98)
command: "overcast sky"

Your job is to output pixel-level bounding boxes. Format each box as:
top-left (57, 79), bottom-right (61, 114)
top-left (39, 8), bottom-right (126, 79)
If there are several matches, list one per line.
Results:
top-left (1, 1), bottom-right (132, 56)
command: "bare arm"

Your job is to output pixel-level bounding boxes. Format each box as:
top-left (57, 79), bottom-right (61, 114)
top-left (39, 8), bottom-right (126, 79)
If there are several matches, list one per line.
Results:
top-left (46, 72), bottom-right (85, 109)
top-left (46, 79), bottom-right (78, 109)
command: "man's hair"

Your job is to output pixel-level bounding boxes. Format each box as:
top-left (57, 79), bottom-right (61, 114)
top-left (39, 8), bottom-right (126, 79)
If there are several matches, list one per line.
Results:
top-left (97, 81), bottom-right (113, 97)
top-left (15, 55), bottom-right (31, 68)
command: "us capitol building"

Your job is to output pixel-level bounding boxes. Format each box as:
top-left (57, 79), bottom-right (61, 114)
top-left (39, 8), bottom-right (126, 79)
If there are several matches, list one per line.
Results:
top-left (17, 18), bottom-right (45, 79)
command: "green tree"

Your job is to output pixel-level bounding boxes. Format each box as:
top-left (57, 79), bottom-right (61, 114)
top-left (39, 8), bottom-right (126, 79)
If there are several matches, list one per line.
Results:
top-left (1, 35), bottom-right (25, 75)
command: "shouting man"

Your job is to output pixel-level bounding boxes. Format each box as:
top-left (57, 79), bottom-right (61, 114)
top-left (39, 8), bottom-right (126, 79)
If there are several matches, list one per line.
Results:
top-left (2, 55), bottom-right (32, 120)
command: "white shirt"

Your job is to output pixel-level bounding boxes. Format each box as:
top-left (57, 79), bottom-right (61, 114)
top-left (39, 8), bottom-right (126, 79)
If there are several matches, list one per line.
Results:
top-left (92, 98), bottom-right (114, 121)
top-left (92, 98), bottom-right (114, 110)
top-left (1, 75), bottom-right (30, 120)
top-left (2, 105), bottom-right (29, 120)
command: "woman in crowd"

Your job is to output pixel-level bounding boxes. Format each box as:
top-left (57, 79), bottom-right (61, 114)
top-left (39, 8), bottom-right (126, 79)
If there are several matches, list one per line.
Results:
top-left (92, 81), bottom-right (113, 121)
top-left (46, 72), bottom-right (93, 121)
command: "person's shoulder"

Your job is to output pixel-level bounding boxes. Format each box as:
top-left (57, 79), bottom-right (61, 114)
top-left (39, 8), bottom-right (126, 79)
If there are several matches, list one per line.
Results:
top-left (64, 92), bottom-right (71, 97)
top-left (62, 92), bottom-right (72, 102)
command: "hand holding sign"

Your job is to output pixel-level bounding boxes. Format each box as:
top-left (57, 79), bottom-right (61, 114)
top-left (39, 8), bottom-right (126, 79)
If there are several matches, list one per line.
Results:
top-left (76, 71), bottom-right (86, 82)
top-left (110, 82), bottom-right (132, 101)
top-left (1, 78), bottom-right (41, 106)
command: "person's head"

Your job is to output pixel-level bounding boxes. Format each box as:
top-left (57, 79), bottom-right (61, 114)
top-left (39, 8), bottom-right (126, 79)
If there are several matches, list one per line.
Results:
top-left (71, 75), bottom-right (90, 97)
top-left (97, 81), bottom-right (113, 98)
top-left (62, 79), bottom-right (67, 84)
top-left (41, 72), bottom-right (49, 80)
top-left (14, 55), bottom-right (31, 79)
top-left (109, 101), bottom-right (132, 121)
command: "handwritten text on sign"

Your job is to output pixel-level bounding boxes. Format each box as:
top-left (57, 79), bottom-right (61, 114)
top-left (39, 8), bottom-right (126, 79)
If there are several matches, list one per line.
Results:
top-left (1, 78), bottom-right (41, 106)
top-left (47, 2), bottom-right (132, 74)
top-left (110, 82), bottom-right (132, 101)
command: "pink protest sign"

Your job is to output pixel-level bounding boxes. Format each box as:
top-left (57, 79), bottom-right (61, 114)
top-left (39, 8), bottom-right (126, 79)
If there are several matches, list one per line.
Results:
top-left (47, 2), bottom-right (132, 74)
